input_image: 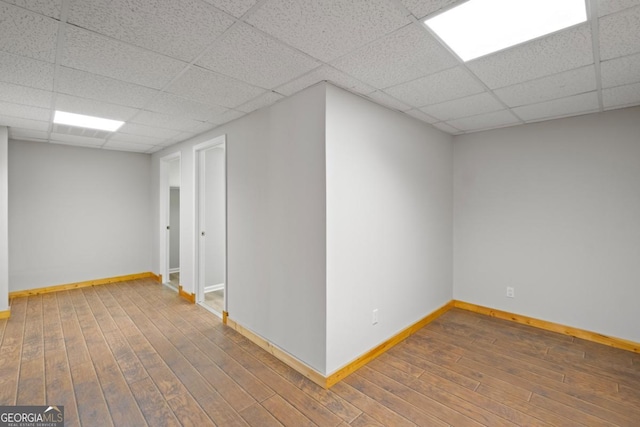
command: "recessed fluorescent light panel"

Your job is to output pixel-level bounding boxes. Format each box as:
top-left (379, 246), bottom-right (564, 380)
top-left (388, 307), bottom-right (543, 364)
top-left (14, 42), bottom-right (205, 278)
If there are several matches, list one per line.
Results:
top-left (53, 111), bottom-right (124, 132)
top-left (425, 0), bottom-right (587, 61)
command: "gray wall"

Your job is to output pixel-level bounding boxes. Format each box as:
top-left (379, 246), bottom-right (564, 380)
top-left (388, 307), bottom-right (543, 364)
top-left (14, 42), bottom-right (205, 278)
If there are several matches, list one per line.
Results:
top-left (9, 140), bottom-right (152, 290)
top-left (0, 127), bottom-right (7, 310)
top-left (169, 187), bottom-right (180, 270)
top-left (454, 107), bottom-right (640, 342)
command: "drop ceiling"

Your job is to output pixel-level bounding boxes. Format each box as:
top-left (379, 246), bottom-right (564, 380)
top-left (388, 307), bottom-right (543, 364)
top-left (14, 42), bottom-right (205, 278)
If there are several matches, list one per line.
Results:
top-left (0, 0), bottom-right (639, 153)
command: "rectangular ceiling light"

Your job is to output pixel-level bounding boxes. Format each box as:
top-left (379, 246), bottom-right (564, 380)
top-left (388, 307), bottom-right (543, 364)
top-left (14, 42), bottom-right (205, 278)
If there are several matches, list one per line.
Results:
top-left (53, 110), bottom-right (124, 132)
top-left (425, 0), bottom-right (587, 62)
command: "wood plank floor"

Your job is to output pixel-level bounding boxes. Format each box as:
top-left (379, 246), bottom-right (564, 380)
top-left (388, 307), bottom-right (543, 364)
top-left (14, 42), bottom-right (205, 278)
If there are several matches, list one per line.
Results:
top-left (1, 279), bottom-right (638, 426)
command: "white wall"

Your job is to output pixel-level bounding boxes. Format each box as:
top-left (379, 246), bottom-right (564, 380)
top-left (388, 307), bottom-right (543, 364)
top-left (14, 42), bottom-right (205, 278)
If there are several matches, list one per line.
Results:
top-left (454, 107), bottom-right (640, 343)
top-left (325, 85), bottom-right (453, 374)
top-left (151, 83), bottom-right (327, 372)
top-left (9, 140), bottom-right (152, 291)
top-left (0, 127), bottom-right (8, 311)
top-left (203, 147), bottom-right (225, 287)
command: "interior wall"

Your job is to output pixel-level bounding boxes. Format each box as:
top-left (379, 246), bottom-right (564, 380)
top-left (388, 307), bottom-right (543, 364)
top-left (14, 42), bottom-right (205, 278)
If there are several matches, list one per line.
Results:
top-left (9, 140), bottom-right (153, 291)
top-left (151, 83), bottom-right (327, 372)
top-left (0, 127), bottom-right (8, 311)
top-left (203, 147), bottom-right (225, 288)
top-left (169, 187), bottom-right (180, 270)
top-left (453, 107), bottom-right (640, 343)
top-left (325, 85), bottom-right (454, 374)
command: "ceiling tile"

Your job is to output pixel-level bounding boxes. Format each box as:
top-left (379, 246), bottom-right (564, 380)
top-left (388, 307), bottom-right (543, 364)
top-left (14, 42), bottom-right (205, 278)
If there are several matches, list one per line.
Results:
top-left (0, 115), bottom-right (49, 131)
top-left (118, 123), bottom-right (181, 139)
top-left (597, 0), bottom-right (640, 17)
top-left (601, 52), bottom-right (640, 88)
top-left (202, 0), bottom-right (258, 17)
top-left (196, 24), bottom-right (319, 89)
top-left (3, 0), bottom-right (62, 19)
top-left (146, 92), bottom-right (228, 121)
top-left (166, 66), bottom-right (265, 109)
top-left (57, 67), bottom-right (159, 109)
top-left (513, 92), bottom-right (600, 122)
top-left (0, 3), bottom-right (58, 62)
top-left (102, 140), bottom-right (155, 153)
top-left (55, 94), bottom-right (138, 121)
top-left (0, 52), bottom-right (54, 90)
top-left (399, 0), bottom-right (458, 19)
top-left (385, 66), bottom-right (484, 107)
top-left (62, 26), bottom-right (187, 89)
top-left (494, 66), bottom-right (597, 107)
top-left (365, 91), bottom-right (412, 112)
top-left (467, 24), bottom-right (593, 89)
top-left (108, 132), bottom-right (169, 146)
top-left (275, 65), bottom-right (374, 96)
top-left (421, 92), bottom-right (503, 121)
top-left (447, 110), bottom-right (520, 132)
top-left (68, 0), bottom-right (234, 62)
top-left (331, 24), bottom-right (457, 88)
top-left (599, 6), bottom-right (640, 60)
top-left (7, 127), bottom-right (49, 142)
top-left (209, 109), bottom-right (245, 125)
top-left (147, 146), bottom-right (165, 154)
top-left (404, 108), bottom-right (438, 124)
top-left (603, 82), bottom-right (640, 109)
top-left (236, 91), bottom-right (284, 113)
top-left (50, 135), bottom-right (104, 147)
top-left (246, 0), bottom-right (410, 62)
top-left (0, 81), bottom-right (52, 108)
top-left (0, 100), bottom-right (50, 121)
top-left (431, 121), bottom-right (460, 134)
top-left (132, 111), bottom-right (207, 132)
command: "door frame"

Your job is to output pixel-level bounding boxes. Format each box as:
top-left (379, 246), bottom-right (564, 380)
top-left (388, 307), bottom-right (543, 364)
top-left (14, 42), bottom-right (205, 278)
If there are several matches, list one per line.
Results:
top-left (159, 152), bottom-right (181, 287)
top-left (193, 135), bottom-right (227, 314)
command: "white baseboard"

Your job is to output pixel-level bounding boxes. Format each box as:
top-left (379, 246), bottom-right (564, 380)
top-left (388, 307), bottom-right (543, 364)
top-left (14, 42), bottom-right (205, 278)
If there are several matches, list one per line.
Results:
top-left (204, 283), bottom-right (224, 293)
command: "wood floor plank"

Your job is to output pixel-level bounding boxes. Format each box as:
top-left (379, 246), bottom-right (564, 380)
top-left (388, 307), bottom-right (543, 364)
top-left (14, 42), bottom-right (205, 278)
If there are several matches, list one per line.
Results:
top-left (44, 349), bottom-right (80, 427)
top-left (261, 395), bottom-right (318, 427)
top-left (17, 296), bottom-right (45, 405)
top-left (239, 402), bottom-right (285, 427)
top-left (129, 377), bottom-right (181, 427)
top-left (166, 392), bottom-right (216, 427)
top-left (0, 297), bottom-right (26, 405)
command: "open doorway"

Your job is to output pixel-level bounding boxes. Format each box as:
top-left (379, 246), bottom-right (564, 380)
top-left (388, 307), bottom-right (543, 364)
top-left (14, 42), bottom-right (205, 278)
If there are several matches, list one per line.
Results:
top-left (194, 135), bottom-right (226, 316)
top-left (160, 153), bottom-right (181, 290)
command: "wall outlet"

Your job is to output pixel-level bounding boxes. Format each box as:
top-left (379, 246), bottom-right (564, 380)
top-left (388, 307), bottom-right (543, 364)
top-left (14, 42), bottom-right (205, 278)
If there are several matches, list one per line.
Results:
top-left (372, 309), bottom-right (379, 325)
top-left (506, 287), bottom-right (515, 298)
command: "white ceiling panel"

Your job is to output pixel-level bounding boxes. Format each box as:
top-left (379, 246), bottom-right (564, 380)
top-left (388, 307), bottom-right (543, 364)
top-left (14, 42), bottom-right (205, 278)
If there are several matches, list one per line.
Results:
top-left (601, 52), bottom-right (640, 88)
top-left (202, 0), bottom-right (258, 17)
top-left (431, 121), bottom-right (461, 134)
top-left (55, 94), bottom-right (138, 121)
top-left (494, 66), bottom-right (597, 107)
top-left (421, 92), bottom-right (503, 121)
top-left (365, 91), bottom-right (412, 112)
top-left (0, 100), bottom-right (50, 121)
top-left (404, 108), bottom-right (438, 124)
top-left (0, 2), bottom-right (58, 62)
top-left (49, 136), bottom-right (104, 147)
top-left (209, 109), bottom-right (245, 125)
top-left (0, 51), bottom-right (54, 91)
top-left (447, 110), bottom-right (520, 132)
top-left (57, 67), bottom-right (159, 109)
top-left (236, 91), bottom-right (285, 113)
top-left (0, 115), bottom-right (49, 131)
top-left (68, 0), bottom-right (234, 62)
top-left (166, 66), bottom-right (265, 109)
top-left (385, 66), bottom-right (485, 107)
top-left (0, 81), bottom-right (52, 108)
top-left (102, 140), bottom-right (156, 153)
top-left (62, 26), bottom-right (187, 90)
top-left (2, 0), bottom-right (62, 19)
top-left (399, 0), bottom-right (459, 19)
top-left (275, 65), bottom-right (374, 96)
top-left (332, 24), bottom-right (457, 89)
top-left (597, 0), bottom-right (640, 17)
top-left (118, 123), bottom-right (181, 139)
top-left (246, 0), bottom-right (410, 62)
top-left (196, 24), bottom-right (320, 89)
top-left (603, 82), bottom-right (640, 109)
top-left (108, 132), bottom-right (167, 146)
top-left (599, 6), bottom-right (640, 60)
top-left (146, 92), bottom-right (228, 122)
top-left (467, 24), bottom-right (594, 89)
top-left (132, 111), bottom-right (207, 132)
top-left (7, 127), bottom-right (49, 142)
top-left (514, 92), bottom-right (600, 122)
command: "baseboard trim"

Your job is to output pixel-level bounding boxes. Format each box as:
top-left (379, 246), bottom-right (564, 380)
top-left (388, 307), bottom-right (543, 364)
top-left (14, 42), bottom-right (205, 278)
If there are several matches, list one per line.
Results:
top-left (178, 285), bottom-right (195, 304)
top-left (225, 316), bottom-right (327, 388)
top-left (325, 300), bottom-right (455, 388)
top-left (0, 309), bottom-right (10, 319)
top-left (222, 311), bottom-right (228, 324)
top-left (9, 272), bottom-right (159, 299)
top-left (453, 300), bottom-right (640, 354)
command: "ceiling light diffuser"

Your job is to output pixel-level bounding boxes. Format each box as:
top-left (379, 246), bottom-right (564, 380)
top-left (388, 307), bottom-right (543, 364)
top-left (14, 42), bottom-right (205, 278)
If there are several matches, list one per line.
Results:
top-left (53, 111), bottom-right (124, 132)
top-left (425, 0), bottom-right (587, 61)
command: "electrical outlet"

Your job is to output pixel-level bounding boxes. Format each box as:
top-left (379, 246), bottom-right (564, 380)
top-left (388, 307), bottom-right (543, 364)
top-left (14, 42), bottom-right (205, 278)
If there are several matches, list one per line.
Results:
top-left (506, 287), bottom-right (515, 298)
top-left (372, 309), bottom-right (379, 325)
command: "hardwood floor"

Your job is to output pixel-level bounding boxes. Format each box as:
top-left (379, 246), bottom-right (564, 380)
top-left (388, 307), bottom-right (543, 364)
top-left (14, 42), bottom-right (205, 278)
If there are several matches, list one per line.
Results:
top-left (1, 279), bottom-right (638, 426)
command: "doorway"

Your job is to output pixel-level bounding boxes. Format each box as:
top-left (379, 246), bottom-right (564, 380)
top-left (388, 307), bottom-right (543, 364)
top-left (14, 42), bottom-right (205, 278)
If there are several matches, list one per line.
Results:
top-left (194, 135), bottom-right (226, 316)
top-left (160, 153), bottom-right (181, 290)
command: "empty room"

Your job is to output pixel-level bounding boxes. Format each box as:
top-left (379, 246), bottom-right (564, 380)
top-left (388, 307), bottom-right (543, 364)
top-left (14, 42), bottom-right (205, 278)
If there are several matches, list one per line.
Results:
top-left (0, 0), bottom-right (639, 425)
